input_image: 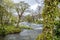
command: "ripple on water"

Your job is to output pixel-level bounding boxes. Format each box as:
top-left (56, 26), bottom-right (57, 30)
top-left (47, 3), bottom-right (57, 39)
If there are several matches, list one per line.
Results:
top-left (0, 22), bottom-right (43, 40)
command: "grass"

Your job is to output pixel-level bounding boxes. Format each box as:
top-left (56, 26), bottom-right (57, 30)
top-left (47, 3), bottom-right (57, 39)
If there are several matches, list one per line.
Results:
top-left (19, 25), bottom-right (33, 30)
top-left (0, 25), bottom-right (33, 36)
top-left (5, 26), bottom-right (21, 35)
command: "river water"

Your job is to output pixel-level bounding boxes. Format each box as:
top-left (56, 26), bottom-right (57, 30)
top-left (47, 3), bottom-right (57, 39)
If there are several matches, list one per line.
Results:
top-left (0, 22), bottom-right (43, 40)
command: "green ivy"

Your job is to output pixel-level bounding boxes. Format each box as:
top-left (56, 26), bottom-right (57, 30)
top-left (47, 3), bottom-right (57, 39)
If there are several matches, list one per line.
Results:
top-left (36, 0), bottom-right (59, 40)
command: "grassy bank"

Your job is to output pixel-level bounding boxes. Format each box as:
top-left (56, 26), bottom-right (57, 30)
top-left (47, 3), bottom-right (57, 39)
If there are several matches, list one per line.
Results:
top-left (0, 25), bottom-right (32, 36)
top-left (0, 25), bottom-right (21, 36)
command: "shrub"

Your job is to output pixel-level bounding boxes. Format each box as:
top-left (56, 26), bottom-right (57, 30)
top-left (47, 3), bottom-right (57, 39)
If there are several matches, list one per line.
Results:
top-left (54, 20), bottom-right (60, 40)
top-left (5, 25), bottom-right (21, 35)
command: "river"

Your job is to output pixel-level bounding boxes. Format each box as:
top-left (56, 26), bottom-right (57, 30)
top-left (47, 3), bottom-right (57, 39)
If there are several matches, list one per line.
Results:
top-left (0, 22), bottom-right (43, 40)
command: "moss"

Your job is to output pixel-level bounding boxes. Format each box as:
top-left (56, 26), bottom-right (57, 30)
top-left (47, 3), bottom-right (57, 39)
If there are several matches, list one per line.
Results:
top-left (5, 26), bottom-right (21, 35)
top-left (36, 0), bottom-right (59, 40)
top-left (0, 25), bottom-right (33, 36)
top-left (0, 25), bottom-right (21, 35)
top-left (19, 25), bottom-right (33, 30)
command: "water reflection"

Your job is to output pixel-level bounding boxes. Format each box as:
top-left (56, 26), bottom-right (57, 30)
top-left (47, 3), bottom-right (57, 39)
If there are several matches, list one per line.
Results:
top-left (0, 22), bottom-right (43, 40)
top-left (0, 29), bottom-right (42, 40)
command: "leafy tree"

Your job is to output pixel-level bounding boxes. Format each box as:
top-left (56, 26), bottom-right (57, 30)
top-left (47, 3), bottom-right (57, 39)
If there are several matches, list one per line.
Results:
top-left (0, 5), bottom-right (9, 36)
top-left (0, 0), bottom-right (20, 35)
top-left (14, 1), bottom-right (29, 27)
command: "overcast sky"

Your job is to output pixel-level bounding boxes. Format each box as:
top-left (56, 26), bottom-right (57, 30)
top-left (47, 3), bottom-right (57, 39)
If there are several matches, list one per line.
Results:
top-left (13, 0), bottom-right (44, 16)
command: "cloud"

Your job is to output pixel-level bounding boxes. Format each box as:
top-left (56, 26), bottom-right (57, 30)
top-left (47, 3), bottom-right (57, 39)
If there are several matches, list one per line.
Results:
top-left (30, 4), bottom-right (38, 10)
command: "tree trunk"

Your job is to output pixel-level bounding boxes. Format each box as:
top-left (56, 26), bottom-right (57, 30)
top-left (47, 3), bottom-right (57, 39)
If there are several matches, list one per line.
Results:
top-left (42, 0), bottom-right (58, 40)
top-left (16, 15), bottom-right (20, 27)
top-left (16, 12), bottom-right (23, 27)
top-left (36, 0), bottom-right (59, 40)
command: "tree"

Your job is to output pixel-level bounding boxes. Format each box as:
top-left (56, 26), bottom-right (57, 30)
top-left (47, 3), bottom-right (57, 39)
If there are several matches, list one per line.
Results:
top-left (25, 15), bottom-right (33, 22)
top-left (0, 0), bottom-right (16, 30)
top-left (0, 5), bottom-right (9, 36)
top-left (36, 0), bottom-right (59, 40)
top-left (15, 1), bottom-right (29, 27)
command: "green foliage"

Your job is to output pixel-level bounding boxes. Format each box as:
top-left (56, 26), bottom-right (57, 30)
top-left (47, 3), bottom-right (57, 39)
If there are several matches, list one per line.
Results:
top-left (25, 15), bottom-right (42, 24)
top-left (19, 25), bottom-right (33, 30)
top-left (36, 0), bottom-right (59, 40)
top-left (0, 24), bottom-right (33, 36)
top-left (54, 36), bottom-right (60, 40)
top-left (5, 25), bottom-right (21, 35)
top-left (0, 1), bottom-right (20, 36)
top-left (34, 19), bottom-right (43, 24)
top-left (0, 25), bottom-right (21, 35)
top-left (3, 0), bottom-right (14, 8)
top-left (0, 0), bottom-right (32, 36)
top-left (15, 1), bottom-right (30, 27)
top-left (36, 34), bottom-right (45, 40)
top-left (25, 15), bottom-right (33, 22)
top-left (0, 5), bottom-right (9, 36)
top-left (54, 20), bottom-right (60, 40)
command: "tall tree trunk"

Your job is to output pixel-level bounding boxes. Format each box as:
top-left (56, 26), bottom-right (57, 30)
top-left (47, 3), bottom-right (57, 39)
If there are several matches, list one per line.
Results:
top-left (16, 11), bottom-right (24, 27)
top-left (42, 0), bottom-right (58, 40)
top-left (16, 15), bottom-right (20, 27)
top-left (36, 0), bottom-right (59, 40)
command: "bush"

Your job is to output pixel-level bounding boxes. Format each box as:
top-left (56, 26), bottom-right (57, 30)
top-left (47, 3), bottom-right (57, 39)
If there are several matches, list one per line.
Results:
top-left (19, 25), bottom-right (33, 30)
top-left (0, 25), bottom-right (21, 36)
top-left (54, 20), bottom-right (60, 40)
top-left (0, 25), bottom-right (33, 36)
top-left (33, 19), bottom-right (43, 24)
top-left (5, 26), bottom-right (21, 35)
top-left (35, 20), bottom-right (42, 24)
top-left (36, 33), bottom-right (45, 40)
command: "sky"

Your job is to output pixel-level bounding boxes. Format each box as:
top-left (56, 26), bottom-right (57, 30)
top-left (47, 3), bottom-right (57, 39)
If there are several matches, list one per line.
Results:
top-left (13, 0), bottom-right (44, 16)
